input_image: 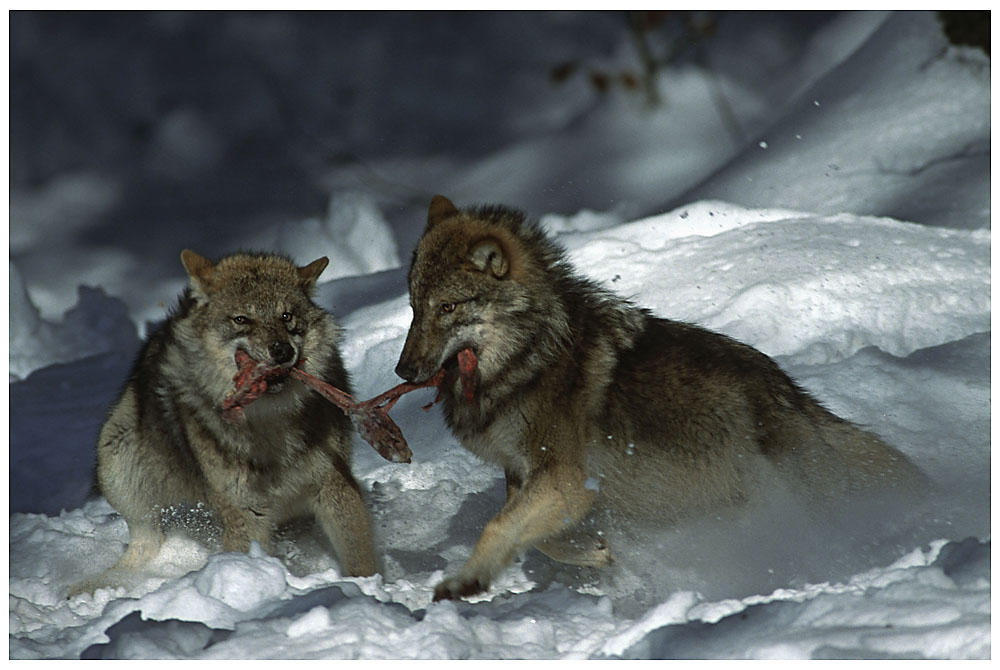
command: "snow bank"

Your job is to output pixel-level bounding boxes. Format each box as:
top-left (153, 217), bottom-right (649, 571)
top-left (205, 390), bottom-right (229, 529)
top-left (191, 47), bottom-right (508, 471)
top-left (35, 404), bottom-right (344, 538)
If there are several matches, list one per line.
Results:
top-left (559, 201), bottom-right (990, 365)
top-left (616, 539), bottom-right (990, 660)
top-left (9, 261), bottom-right (140, 381)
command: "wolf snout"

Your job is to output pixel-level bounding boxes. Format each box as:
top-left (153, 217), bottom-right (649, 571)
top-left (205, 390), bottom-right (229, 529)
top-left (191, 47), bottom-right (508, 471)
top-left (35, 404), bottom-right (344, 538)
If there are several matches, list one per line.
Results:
top-left (394, 359), bottom-right (419, 383)
top-left (269, 341), bottom-right (296, 365)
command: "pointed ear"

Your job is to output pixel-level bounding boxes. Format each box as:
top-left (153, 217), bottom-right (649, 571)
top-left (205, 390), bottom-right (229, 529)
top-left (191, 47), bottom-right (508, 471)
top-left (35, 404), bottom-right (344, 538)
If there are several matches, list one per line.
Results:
top-left (427, 195), bottom-right (459, 231)
top-left (467, 238), bottom-right (509, 279)
top-left (180, 249), bottom-right (215, 295)
top-left (298, 256), bottom-right (329, 288)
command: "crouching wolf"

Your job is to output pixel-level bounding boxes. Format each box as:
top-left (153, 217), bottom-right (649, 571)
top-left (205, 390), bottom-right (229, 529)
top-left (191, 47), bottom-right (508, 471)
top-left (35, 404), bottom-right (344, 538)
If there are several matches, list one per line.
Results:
top-left (70, 250), bottom-right (376, 596)
top-left (396, 196), bottom-right (927, 602)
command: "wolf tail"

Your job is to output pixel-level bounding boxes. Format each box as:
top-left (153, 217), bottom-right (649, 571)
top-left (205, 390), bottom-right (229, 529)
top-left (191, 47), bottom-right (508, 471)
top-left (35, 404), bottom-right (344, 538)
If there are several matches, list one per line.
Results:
top-left (762, 398), bottom-right (929, 502)
top-left (811, 406), bottom-right (928, 494)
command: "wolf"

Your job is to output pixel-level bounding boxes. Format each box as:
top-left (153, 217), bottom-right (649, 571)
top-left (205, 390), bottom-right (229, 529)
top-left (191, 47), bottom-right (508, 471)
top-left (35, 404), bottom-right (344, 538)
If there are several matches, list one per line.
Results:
top-left (395, 195), bottom-right (927, 601)
top-left (69, 250), bottom-right (377, 596)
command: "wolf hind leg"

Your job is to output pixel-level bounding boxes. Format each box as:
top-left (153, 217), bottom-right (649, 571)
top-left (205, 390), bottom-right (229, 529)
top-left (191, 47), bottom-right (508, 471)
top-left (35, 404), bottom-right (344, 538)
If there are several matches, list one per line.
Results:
top-left (535, 526), bottom-right (614, 568)
top-left (504, 468), bottom-right (612, 568)
top-left (312, 466), bottom-right (378, 578)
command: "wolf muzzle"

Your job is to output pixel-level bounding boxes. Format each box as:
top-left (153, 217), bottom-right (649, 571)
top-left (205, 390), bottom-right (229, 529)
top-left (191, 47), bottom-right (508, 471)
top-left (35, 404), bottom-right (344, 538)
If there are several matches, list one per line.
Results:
top-left (394, 359), bottom-right (420, 383)
top-left (395, 330), bottom-right (428, 383)
top-left (270, 341), bottom-right (295, 365)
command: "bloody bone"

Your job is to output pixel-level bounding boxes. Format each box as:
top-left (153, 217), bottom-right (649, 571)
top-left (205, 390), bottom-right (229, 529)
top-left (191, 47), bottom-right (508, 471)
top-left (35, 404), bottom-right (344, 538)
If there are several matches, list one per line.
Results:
top-left (291, 366), bottom-right (445, 464)
top-left (222, 348), bottom-right (478, 464)
top-left (221, 349), bottom-right (294, 424)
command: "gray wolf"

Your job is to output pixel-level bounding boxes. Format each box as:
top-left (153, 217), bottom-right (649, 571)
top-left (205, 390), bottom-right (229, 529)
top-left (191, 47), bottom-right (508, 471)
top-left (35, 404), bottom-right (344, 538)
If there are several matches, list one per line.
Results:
top-left (395, 195), bottom-right (926, 601)
top-left (70, 250), bottom-right (376, 596)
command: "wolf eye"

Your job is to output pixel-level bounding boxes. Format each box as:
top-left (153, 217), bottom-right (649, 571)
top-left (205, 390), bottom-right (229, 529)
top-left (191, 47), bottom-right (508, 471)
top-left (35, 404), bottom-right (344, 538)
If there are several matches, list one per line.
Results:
top-left (233, 315), bottom-right (249, 325)
top-left (281, 312), bottom-right (293, 322)
top-left (441, 302), bottom-right (456, 314)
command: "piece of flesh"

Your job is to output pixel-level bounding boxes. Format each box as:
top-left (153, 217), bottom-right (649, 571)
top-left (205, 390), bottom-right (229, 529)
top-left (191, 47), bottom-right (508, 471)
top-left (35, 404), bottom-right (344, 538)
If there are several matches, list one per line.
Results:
top-left (220, 349), bottom-right (477, 463)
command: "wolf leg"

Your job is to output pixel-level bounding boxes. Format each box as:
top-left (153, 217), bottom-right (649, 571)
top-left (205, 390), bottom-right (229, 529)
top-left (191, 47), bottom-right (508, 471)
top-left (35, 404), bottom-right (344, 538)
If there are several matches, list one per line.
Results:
top-left (114, 521), bottom-right (166, 569)
top-left (313, 467), bottom-right (378, 577)
top-left (434, 463), bottom-right (595, 601)
top-left (504, 469), bottom-right (612, 568)
top-left (216, 502), bottom-right (274, 554)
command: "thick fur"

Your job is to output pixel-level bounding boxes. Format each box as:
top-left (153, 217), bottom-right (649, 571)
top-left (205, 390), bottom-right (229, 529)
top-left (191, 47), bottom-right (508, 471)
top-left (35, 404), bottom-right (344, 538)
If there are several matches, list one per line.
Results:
top-left (396, 196), bottom-right (927, 601)
top-left (69, 251), bottom-right (376, 596)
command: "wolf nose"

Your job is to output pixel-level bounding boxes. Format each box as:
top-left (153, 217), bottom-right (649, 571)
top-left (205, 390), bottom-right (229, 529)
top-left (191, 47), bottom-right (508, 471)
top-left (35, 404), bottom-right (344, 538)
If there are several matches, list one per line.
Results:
top-left (270, 341), bottom-right (295, 365)
top-left (395, 360), bottom-right (417, 382)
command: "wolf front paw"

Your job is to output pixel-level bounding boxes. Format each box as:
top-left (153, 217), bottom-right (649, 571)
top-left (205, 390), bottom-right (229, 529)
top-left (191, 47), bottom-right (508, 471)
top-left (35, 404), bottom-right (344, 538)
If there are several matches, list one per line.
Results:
top-left (432, 575), bottom-right (488, 602)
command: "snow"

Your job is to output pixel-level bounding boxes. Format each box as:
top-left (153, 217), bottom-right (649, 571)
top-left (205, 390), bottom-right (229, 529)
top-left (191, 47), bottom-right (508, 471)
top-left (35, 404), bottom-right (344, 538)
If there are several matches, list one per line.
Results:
top-left (263, 190), bottom-right (401, 285)
top-left (8, 10), bottom-right (990, 660)
top-left (671, 10), bottom-right (991, 230)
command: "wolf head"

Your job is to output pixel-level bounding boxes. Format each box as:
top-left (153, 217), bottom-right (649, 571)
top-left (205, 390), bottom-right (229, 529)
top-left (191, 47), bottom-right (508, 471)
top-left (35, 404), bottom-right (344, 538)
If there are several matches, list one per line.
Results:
top-left (178, 250), bottom-right (334, 393)
top-left (395, 196), bottom-right (572, 386)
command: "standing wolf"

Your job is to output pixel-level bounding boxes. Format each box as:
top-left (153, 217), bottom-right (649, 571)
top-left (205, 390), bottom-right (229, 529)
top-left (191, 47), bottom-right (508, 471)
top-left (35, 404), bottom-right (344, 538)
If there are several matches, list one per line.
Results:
top-left (70, 250), bottom-right (376, 596)
top-left (396, 196), bottom-right (926, 602)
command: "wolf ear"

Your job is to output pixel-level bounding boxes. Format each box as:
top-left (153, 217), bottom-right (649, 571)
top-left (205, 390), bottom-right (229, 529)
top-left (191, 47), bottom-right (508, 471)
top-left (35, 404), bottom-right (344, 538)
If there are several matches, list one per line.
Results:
top-left (427, 195), bottom-right (459, 231)
top-left (298, 257), bottom-right (329, 288)
top-left (180, 249), bottom-right (216, 295)
top-left (467, 238), bottom-right (509, 279)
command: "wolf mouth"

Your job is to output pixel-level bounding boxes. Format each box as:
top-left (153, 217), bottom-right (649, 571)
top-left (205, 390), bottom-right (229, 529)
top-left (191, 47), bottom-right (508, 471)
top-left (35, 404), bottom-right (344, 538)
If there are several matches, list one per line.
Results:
top-left (223, 350), bottom-right (306, 422)
top-left (233, 349), bottom-right (297, 393)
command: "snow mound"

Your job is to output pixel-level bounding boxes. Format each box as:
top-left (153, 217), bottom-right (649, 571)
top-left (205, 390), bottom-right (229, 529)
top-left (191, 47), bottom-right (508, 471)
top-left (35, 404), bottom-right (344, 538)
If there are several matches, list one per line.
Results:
top-left (271, 190), bottom-right (401, 280)
top-left (563, 202), bottom-right (989, 364)
top-left (615, 539), bottom-right (990, 660)
top-left (9, 261), bottom-right (140, 381)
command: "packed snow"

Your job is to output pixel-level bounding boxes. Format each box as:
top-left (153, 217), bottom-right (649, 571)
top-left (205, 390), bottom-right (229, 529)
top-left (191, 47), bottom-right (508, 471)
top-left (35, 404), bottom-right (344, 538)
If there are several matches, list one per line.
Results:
top-left (8, 10), bottom-right (990, 659)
